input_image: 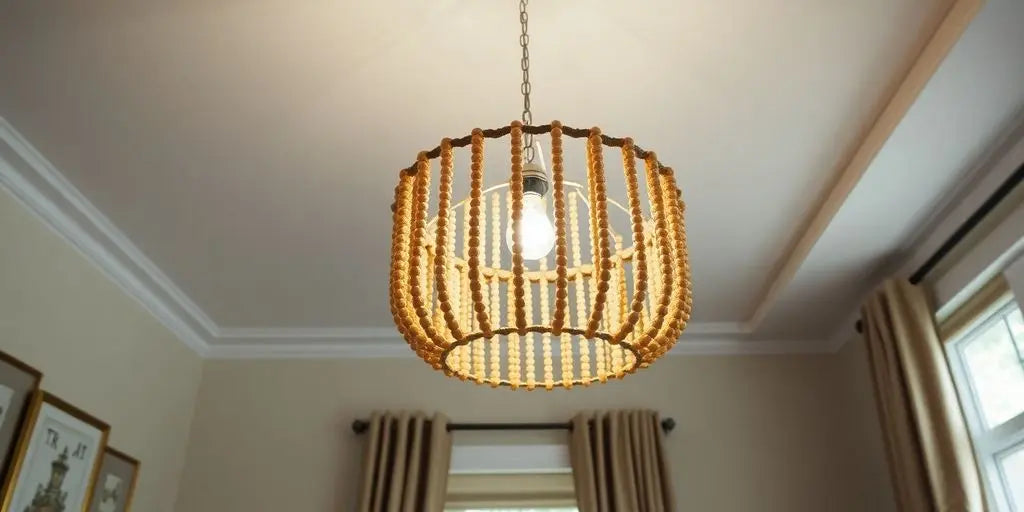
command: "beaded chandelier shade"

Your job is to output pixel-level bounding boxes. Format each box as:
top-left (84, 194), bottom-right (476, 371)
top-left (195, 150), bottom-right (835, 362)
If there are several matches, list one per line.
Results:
top-left (387, 0), bottom-right (691, 389)
top-left (389, 122), bottom-right (692, 389)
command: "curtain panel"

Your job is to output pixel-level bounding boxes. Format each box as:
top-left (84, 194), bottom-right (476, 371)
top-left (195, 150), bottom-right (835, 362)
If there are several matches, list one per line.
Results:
top-left (570, 409), bottom-right (675, 512)
top-left (357, 411), bottom-right (453, 512)
top-left (861, 279), bottom-right (986, 511)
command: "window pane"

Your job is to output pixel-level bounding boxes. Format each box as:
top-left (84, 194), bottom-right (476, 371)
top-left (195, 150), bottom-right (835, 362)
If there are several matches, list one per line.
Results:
top-left (1009, 308), bottom-right (1024, 356)
top-left (998, 442), bottom-right (1024, 510)
top-left (960, 308), bottom-right (1024, 428)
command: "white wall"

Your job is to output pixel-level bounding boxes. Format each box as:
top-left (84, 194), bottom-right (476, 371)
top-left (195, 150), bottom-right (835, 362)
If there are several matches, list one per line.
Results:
top-left (0, 187), bottom-right (204, 512)
top-left (175, 353), bottom-right (895, 512)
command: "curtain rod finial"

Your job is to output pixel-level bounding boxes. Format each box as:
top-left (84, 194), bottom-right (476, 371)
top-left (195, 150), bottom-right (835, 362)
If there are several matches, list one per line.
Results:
top-left (352, 419), bottom-right (370, 434)
top-left (661, 417), bottom-right (676, 433)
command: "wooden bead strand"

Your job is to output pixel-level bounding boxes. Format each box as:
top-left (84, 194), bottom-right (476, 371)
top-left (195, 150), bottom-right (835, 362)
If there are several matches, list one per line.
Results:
top-left (524, 273), bottom-right (536, 390)
top-left (409, 153), bottom-right (448, 355)
top-left (639, 153), bottom-right (673, 352)
top-left (538, 257), bottom-right (555, 390)
top-left (509, 122), bottom-right (528, 335)
top-left (390, 173), bottom-right (428, 358)
top-left (448, 209), bottom-right (460, 341)
top-left (585, 128), bottom-right (612, 338)
top-left (467, 129), bottom-right (493, 339)
top-left (472, 190), bottom-right (487, 383)
top-left (507, 282), bottom-right (521, 388)
top-left (610, 234), bottom-right (625, 377)
top-left (462, 200), bottom-right (473, 332)
top-left (661, 170), bottom-right (692, 357)
top-left (433, 141), bottom-right (465, 343)
top-left (613, 138), bottom-right (648, 345)
top-left (568, 191), bottom-right (591, 384)
top-left (459, 198), bottom-right (471, 379)
top-left (489, 191), bottom-right (503, 386)
top-left (549, 122), bottom-right (569, 335)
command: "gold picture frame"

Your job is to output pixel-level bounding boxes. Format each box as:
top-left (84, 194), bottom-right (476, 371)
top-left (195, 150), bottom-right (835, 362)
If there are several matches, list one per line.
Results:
top-left (87, 447), bottom-right (139, 512)
top-left (0, 391), bottom-right (110, 512)
top-left (0, 351), bottom-right (43, 483)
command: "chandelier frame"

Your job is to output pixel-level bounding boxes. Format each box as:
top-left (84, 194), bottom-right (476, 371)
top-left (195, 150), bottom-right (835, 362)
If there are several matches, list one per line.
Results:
top-left (389, 121), bottom-right (693, 389)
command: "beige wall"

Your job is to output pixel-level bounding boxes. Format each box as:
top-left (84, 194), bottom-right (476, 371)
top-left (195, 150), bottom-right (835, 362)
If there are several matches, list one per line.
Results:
top-left (176, 352), bottom-right (895, 511)
top-left (0, 188), bottom-right (204, 512)
top-left (833, 336), bottom-right (898, 511)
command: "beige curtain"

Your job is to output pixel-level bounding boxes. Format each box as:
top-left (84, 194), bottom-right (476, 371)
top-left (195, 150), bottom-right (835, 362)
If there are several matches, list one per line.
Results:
top-left (570, 410), bottom-right (675, 512)
top-left (356, 412), bottom-right (452, 512)
top-left (861, 279), bottom-right (986, 511)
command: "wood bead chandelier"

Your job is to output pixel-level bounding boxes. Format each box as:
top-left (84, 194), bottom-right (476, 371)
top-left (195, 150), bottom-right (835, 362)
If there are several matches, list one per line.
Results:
top-left (388, 0), bottom-right (692, 389)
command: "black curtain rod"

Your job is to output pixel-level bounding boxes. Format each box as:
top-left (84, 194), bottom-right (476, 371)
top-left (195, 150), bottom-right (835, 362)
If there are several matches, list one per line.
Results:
top-left (856, 161), bottom-right (1024, 334)
top-left (351, 418), bottom-right (677, 435)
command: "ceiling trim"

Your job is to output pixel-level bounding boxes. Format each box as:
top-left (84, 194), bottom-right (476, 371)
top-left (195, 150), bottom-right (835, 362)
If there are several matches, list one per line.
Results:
top-left (214, 322), bottom-right (750, 340)
top-left (0, 118), bottom-right (211, 356)
top-left (0, 118), bottom-right (221, 338)
top-left (0, 116), bottom-right (814, 358)
top-left (743, 0), bottom-right (985, 330)
top-left (216, 326), bottom-right (401, 339)
top-left (204, 337), bottom-right (831, 360)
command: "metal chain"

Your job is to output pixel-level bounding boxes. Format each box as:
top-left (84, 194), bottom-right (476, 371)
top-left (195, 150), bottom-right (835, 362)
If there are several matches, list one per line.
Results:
top-left (519, 0), bottom-right (534, 162)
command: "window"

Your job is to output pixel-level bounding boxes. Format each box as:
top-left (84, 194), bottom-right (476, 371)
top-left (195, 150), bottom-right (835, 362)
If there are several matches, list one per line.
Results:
top-left (946, 298), bottom-right (1024, 511)
top-left (445, 444), bottom-right (577, 511)
top-left (444, 472), bottom-right (577, 511)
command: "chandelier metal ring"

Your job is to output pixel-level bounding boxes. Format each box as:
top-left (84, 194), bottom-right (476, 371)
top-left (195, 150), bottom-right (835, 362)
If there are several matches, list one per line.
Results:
top-left (393, 123), bottom-right (669, 179)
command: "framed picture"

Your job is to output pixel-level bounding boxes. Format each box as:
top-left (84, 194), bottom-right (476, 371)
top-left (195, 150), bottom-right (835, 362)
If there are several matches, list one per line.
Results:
top-left (0, 351), bottom-right (42, 481)
top-left (0, 392), bottom-right (109, 512)
top-left (87, 448), bottom-right (138, 512)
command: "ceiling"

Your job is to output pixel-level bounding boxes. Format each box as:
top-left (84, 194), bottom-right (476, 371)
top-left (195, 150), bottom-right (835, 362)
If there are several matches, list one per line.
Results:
top-left (1, 0), bottom-right (1022, 356)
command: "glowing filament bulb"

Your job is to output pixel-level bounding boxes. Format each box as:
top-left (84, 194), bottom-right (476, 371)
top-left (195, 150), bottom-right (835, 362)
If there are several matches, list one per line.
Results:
top-left (507, 191), bottom-right (555, 260)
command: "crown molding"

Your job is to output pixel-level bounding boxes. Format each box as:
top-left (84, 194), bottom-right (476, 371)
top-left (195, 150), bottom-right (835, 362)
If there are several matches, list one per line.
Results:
top-left (673, 338), bottom-right (831, 356)
top-left (204, 336), bottom-right (830, 360)
top-left (205, 339), bottom-right (414, 359)
top-left (0, 118), bottom-right (212, 355)
top-left (0, 118), bottom-right (220, 338)
top-left (215, 323), bottom-right (750, 340)
top-left (216, 326), bottom-right (400, 340)
top-left (0, 115), bottom-right (832, 359)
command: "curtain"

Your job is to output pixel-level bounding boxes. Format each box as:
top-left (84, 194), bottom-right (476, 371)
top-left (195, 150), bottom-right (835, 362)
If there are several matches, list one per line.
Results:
top-left (356, 411), bottom-right (453, 512)
top-left (569, 410), bottom-right (675, 512)
top-left (861, 278), bottom-right (986, 511)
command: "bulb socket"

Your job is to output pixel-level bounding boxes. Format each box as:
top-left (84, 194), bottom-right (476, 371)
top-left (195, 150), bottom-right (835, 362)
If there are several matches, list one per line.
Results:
top-left (522, 162), bottom-right (549, 197)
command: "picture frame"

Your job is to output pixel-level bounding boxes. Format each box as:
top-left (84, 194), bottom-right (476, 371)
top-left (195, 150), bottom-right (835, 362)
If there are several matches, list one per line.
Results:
top-left (0, 351), bottom-right (43, 482)
top-left (87, 447), bottom-right (139, 512)
top-left (0, 391), bottom-right (110, 512)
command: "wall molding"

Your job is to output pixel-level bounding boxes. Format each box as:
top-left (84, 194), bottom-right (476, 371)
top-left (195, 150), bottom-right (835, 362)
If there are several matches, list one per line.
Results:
top-left (0, 116), bottom-right (831, 359)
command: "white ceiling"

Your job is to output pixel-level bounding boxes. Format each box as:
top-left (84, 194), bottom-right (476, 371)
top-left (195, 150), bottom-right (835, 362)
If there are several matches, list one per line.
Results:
top-left (1, 0), bottom-right (1022, 355)
top-left (756, 0), bottom-right (1024, 340)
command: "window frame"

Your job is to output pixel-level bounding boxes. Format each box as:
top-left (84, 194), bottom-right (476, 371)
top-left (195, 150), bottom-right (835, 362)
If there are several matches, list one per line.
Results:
top-left (446, 509), bottom-right (579, 512)
top-left (945, 296), bottom-right (1024, 512)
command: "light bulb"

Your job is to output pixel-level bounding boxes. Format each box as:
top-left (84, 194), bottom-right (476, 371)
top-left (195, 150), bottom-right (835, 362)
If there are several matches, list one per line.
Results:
top-left (506, 191), bottom-right (556, 260)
